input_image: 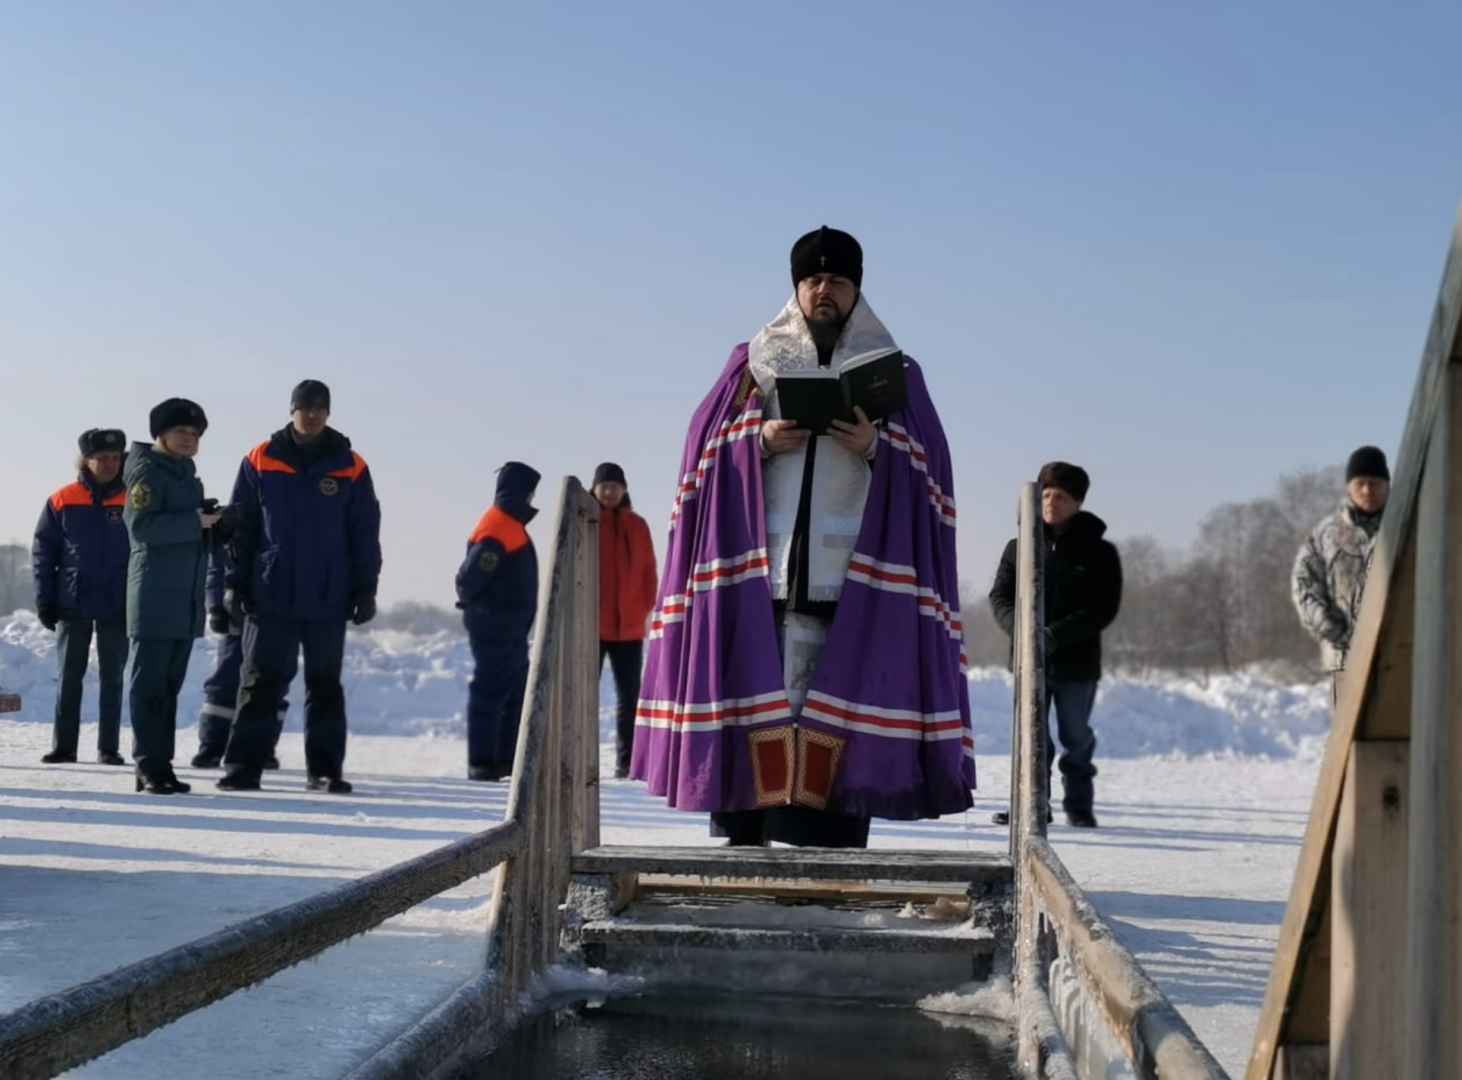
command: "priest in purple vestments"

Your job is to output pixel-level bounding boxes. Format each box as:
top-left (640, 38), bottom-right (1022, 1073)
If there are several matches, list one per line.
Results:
top-left (630, 226), bottom-right (976, 847)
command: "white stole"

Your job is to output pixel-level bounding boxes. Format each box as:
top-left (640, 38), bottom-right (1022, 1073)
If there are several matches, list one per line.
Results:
top-left (748, 295), bottom-right (898, 602)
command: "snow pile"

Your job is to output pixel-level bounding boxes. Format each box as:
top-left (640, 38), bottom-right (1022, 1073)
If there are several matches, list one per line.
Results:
top-left (917, 975), bottom-right (1016, 1022)
top-left (2, 611), bottom-right (1330, 760)
top-left (966, 668), bottom-right (1330, 761)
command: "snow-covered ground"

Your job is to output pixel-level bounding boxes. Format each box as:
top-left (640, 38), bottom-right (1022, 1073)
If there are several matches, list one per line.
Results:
top-left (0, 611), bottom-right (1328, 1078)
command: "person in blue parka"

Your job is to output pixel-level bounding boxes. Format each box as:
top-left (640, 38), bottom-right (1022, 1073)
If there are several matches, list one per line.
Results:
top-left (125, 399), bottom-right (229, 795)
top-left (32, 427), bottom-right (131, 765)
top-left (457, 462), bottom-right (540, 781)
top-left (219, 380), bottom-right (382, 794)
top-left (189, 545), bottom-right (288, 770)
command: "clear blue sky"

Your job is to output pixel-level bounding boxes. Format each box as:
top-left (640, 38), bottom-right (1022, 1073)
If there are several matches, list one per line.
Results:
top-left (2, 2), bottom-right (1459, 605)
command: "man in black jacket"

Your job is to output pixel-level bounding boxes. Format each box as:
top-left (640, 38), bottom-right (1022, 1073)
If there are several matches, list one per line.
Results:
top-left (989, 461), bottom-right (1122, 828)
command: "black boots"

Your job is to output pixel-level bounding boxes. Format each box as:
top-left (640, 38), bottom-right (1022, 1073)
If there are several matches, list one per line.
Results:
top-left (216, 770), bottom-right (262, 791)
top-left (306, 775), bottom-right (352, 794)
top-left (41, 750), bottom-right (77, 764)
top-left (97, 751), bottom-right (126, 766)
top-left (191, 751), bottom-right (223, 769)
top-left (135, 767), bottom-right (191, 795)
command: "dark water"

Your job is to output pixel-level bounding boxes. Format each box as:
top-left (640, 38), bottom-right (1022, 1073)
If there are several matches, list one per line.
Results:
top-left (462, 991), bottom-right (1016, 1079)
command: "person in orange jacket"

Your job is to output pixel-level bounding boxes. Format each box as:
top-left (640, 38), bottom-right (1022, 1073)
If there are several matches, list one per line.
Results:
top-left (590, 463), bottom-right (659, 779)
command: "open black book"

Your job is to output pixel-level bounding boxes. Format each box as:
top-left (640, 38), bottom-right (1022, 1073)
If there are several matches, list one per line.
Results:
top-left (774, 347), bottom-right (907, 436)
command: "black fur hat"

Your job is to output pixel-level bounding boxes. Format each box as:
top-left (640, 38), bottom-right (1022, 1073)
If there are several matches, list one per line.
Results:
top-left (78, 428), bottom-right (126, 456)
top-left (148, 398), bottom-right (208, 439)
top-left (1037, 461), bottom-right (1090, 502)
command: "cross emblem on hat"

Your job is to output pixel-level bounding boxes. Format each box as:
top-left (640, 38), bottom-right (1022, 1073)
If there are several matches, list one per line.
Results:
top-left (820, 255), bottom-right (827, 267)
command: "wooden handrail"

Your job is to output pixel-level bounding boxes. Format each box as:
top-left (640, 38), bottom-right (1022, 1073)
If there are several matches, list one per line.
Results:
top-left (0, 820), bottom-right (524, 1080)
top-left (1009, 480), bottom-right (1227, 1079)
top-left (0, 476), bottom-right (602, 1080)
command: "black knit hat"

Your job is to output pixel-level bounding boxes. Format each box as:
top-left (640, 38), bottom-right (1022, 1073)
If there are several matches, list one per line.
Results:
top-left (1346, 445), bottom-right (1390, 482)
top-left (592, 462), bottom-right (627, 488)
top-left (290, 379), bottom-right (331, 413)
top-left (790, 226), bottom-right (863, 288)
top-left (1037, 461), bottom-right (1090, 502)
top-left (78, 428), bottom-right (126, 456)
top-left (149, 398), bottom-right (208, 439)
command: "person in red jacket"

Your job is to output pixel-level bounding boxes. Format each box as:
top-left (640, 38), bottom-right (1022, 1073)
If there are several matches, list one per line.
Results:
top-left (591, 463), bottom-right (658, 779)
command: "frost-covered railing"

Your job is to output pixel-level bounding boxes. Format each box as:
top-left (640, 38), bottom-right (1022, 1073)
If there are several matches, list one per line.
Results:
top-left (343, 475), bottom-right (600, 1079)
top-left (1008, 482), bottom-right (1228, 1080)
top-left (0, 477), bottom-right (601, 1080)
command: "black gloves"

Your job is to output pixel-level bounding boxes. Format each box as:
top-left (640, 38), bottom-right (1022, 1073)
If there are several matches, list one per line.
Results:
top-left (208, 607), bottom-right (231, 635)
top-left (212, 505), bottom-right (240, 544)
top-left (37, 603), bottom-right (58, 632)
top-left (350, 590), bottom-right (377, 626)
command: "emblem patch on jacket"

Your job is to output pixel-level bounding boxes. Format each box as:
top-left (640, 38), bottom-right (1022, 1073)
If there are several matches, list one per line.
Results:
top-left (106, 507), bottom-right (123, 524)
top-left (319, 477), bottom-right (340, 496)
top-left (129, 483), bottom-right (153, 510)
top-left (478, 550), bottom-right (499, 572)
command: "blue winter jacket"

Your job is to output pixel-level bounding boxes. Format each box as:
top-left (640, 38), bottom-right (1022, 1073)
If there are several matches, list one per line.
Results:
top-left (32, 469), bottom-right (130, 621)
top-left (456, 463), bottom-right (540, 642)
top-left (227, 427), bottom-right (383, 622)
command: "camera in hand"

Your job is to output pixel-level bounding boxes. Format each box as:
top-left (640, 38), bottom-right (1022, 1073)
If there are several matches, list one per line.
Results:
top-left (202, 498), bottom-right (221, 514)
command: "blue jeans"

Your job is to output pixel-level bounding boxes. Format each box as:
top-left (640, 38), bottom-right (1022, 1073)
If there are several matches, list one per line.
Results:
top-left (1045, 679), bottom-right (1098, 814)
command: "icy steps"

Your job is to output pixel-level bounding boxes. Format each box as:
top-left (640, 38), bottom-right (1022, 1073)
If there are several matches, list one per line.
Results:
top-left (562, 846), bottom-right (1015, 997)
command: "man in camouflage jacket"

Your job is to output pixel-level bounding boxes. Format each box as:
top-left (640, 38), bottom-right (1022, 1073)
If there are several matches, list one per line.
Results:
top-left (1291, 445), bottom-right (1390, 674)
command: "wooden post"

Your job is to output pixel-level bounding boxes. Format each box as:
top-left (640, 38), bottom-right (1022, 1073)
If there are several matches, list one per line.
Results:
top-left (1329, 741), bottom-right (1408, 1079)
top-left (1404, 361), bottom-right (1462, 1077)
top-left (1012, 482), bottom-right (1049, 866)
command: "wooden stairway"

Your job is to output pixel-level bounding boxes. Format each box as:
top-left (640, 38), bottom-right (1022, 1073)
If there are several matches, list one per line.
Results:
top-left (562, 846), bottom-right (1014, 999)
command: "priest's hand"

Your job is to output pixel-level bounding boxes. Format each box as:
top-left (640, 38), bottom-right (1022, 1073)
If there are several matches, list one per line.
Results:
top-left (829, 407), bottom-right (877, 460)
top-left (761, 419), bottom-right (811, 456)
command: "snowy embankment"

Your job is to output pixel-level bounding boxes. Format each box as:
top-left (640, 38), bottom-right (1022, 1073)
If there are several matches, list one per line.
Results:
top-left (0, 609), bottom-right (1328, 1078)
top-left (0, 610), bottom-right (1330, 761)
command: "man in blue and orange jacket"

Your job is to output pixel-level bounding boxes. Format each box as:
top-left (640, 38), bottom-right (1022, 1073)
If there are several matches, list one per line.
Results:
top-left (457, 462), bottom-right (540, 781)
top-left (218, 380), bottom-right (382, 794)
top-left (31, 427), bottom-right (131, 765)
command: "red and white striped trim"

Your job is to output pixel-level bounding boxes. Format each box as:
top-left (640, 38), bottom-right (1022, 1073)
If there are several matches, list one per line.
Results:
top-left (800, 690), bottom-right (966, 743)
top-left (881, 422), bottom-right (956, 527)
top-left (635, 690), bottom-right (791, 731)
top-left (647, 591), bottom-right (691, 640)
top-left (689, 548), bottom-right (768, 591)
top-left (647, 547), bottom-right (770, 641)
top-left (845, 555), bottom-right (968, 662)
top-left (670, 408), bottom-right (764, 523)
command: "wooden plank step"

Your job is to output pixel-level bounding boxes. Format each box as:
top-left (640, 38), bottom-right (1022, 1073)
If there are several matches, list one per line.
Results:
top-left (0, 692), bottom-right (21, 714)
top-left (572, 846), bottom-right (1011, 884)
top-left (634, 875), bottom-right (967, 907)
top-left (578, 919), bottom-right (997, 955)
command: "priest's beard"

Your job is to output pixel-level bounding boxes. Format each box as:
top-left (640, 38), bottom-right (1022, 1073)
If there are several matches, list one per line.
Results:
top-left (806, 313), bottom-right (848, 364)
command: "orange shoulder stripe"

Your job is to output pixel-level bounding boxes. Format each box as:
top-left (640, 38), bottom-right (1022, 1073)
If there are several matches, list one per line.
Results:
top-left (469, 505), bottom-right (529, 553)
top-left (326, 451), bottom-right (368, 483)
top-left (49, 481), bottom-right (91, 511)
top-left (247, 441), bottom-right (296, 475)
top-left (102, 491), bottom-right (126, 506)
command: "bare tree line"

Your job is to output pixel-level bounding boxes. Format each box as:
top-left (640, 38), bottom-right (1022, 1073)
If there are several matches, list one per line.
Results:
top-left (960, 465), bottom-right (1345, 679)
top-left (4, 465), bottom-right (1345, 676)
